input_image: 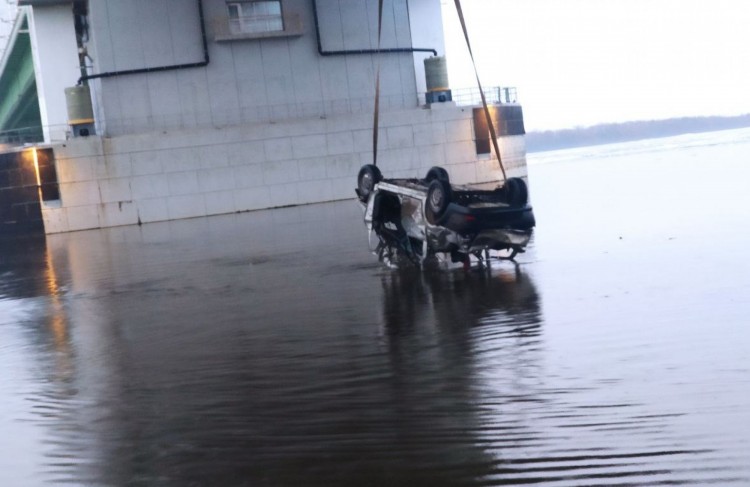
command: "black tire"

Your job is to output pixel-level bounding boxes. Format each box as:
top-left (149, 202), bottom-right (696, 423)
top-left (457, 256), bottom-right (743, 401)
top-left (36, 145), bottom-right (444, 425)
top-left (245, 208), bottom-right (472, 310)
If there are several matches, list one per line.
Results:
top-left (425, 179), bottom-right (452, 224)
top-left (425, 166), bottom-right (450, 183)
top-left (504, 177), bottom-right (528, 206)
top-left (357, 164), bottom-right (382, 201)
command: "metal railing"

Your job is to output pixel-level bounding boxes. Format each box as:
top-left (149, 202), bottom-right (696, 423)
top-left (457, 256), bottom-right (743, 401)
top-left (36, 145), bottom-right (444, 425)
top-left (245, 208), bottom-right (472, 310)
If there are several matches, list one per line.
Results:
top-left (0, 126), bottom-right (44, 146)
top-left (448, 86), bottom-right (519, 107)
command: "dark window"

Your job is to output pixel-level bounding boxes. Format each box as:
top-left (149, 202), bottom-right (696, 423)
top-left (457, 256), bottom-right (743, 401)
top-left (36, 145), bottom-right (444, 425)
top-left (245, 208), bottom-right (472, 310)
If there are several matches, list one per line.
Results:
top-left (35, 149), bottom-right (60, 202)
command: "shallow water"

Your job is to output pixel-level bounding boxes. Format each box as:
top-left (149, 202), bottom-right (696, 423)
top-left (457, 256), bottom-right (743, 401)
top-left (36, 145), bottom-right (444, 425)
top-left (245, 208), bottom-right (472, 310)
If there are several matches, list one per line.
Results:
top-left (1, 129), bottom-right (749, 486)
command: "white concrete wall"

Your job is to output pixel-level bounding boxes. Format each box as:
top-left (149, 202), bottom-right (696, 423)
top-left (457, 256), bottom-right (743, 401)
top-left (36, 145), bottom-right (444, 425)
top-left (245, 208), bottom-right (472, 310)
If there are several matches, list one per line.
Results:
top-left (26, 4), bottom-right (80, 142)
top-left (84, 0), bottom-right (442, 137)
top-left (41, 105), bottom-right (527, 233)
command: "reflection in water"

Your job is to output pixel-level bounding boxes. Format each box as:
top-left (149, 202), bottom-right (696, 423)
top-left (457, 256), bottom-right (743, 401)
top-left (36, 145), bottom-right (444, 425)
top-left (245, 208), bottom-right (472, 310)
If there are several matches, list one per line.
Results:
top-left (2, 129), bottom-right (750, 486)
top-left (0, 236), bottom-right (76, 485)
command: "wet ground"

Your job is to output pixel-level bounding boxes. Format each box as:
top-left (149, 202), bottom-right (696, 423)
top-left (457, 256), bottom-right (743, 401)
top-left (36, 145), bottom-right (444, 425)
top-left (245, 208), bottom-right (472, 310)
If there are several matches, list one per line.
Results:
top-left (1, 129), bottom-right (750, 486)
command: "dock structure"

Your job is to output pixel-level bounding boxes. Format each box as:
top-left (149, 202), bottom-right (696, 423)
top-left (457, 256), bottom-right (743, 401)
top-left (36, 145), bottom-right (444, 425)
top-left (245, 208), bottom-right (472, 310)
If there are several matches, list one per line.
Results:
top-left (0, 0), bottom-right (527, 234)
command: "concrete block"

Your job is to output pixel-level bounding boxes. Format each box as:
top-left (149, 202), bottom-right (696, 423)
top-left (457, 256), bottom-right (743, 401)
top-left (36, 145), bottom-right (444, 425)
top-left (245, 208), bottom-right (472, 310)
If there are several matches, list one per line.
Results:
top-left (234, 186), bottom-right (271, 212)
top-left (167, 194), bottom-right (206, 220)
top-left (445, 141), bottom-right (477, 165)
top-left (233, 164), bottom-right (265, 189)
top-left (198, 167), bottom-right (236, 192)
top-left (264, 137), bottom-right (293, 162)
top-left (59, 181), bottom-right (101, 207)
top-left (268, 183), bottom-right (298, 208)
top-left (475, 159), bottom-right (504, 184)
top-left (56, 157), bottom-right (94, 183)
top-left (325, 154), bottom-right (359, 179)
top-left (298, 156), bottom-right (329, 181)
top-left (54, 136), bottom-right (104, 159)
top-left (430, 122), bottom-right (447, 145)
top-left (167, 171), bottom-right (200, 196)
top-left (297, 179), bottom-right (332, 204)
top-left (161, 147), bottom-right (201, 173)
top-left (98, 153), bottom-right (133, 178)
top-left (42, 207), bottom-right (69, 234)
top-left (379, 147), bottom-right (420, 172)
top-left (418, 144), bottom-right (447, 170)
top-left (446, 162), bottom-right (477, 185)
top-left (99, 178), bottom-right (133, 203)
top-left (292, 134), bottom-right (328, 159)
top-left (131, 174), bottom-right (170, 199)
top-left (351, 129), bottom-right (372, 150)
top-left (359, 151), bottom-right (375, 167)
top-left (263, 160), bottom-right (299, 186)
top-left (136, 198), bottom-right (169, 223)
top-left (326, 131), bottom-right (355, 156)
top-left (326, 112), bottom-right (371, 133)
top-left (204, 190), bottom-right (236, 216)
top-left (196, 143), bottom-right (230, 169)
top-left (330, 176), bottom-right (355, 200)
top-left (412, 122), bottom-right (434, 147)
top-left (265, 118), bottom-right (327, 139)
top-left (380, 107), bottom-right (430, 128)
top-left (429, 106), bottom-right (471, 122)
top-left (385, 125), bottom-right (414, 149)
top-left (98, 201), bottom-right (139, 228)
top-left (506, 165), bottom-right (528, 179)
top-left (130, 150), bottom-right (164, 176)
top-left (228, 140), bottom-right (266, 165)
top-left (66, 205), bottom-right (101, 232)
top-left (445, 119), bottom-right (473, 143)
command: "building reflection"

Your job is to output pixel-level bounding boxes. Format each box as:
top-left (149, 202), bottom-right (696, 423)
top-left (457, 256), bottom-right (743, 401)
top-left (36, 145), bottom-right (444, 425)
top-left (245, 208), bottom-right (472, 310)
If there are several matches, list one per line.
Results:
top-left (379, 263), bottom-right (542, 337)
top-left (0, 235), bottom-right (73, 378)
top-left (1, 207), bottom-right (549, 486)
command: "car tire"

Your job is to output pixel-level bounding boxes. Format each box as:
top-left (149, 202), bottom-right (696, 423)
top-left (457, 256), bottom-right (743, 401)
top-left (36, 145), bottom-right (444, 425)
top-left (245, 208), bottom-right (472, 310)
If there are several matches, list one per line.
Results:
top-left (425, 166), bottom-right (450, 183)
top-left (425, 179), bottom-right (452, 224)
top-left (504, 177), bottom-right (528, 206)
top-left (357, 164), bottom-right (382, 201)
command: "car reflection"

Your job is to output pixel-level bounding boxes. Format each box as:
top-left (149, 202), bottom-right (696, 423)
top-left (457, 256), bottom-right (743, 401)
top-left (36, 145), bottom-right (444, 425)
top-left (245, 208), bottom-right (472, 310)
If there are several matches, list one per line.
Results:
top-left (379, 264), bottom-right (542, 337)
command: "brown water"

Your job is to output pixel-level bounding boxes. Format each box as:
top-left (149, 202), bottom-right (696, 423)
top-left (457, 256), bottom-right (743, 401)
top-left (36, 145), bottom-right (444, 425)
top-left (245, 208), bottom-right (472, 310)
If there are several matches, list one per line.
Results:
top-left (1, 129), bottom-right (749, 486)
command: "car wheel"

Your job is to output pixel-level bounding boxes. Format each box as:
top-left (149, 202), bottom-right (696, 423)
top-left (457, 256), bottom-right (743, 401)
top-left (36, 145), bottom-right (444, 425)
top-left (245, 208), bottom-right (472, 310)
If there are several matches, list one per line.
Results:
top-left (504, 177), bottom-right (528, 206)
top-left (357, 164), bottom-right (382, 201)
top-left (425, 166), bottom-right (450, 183)
top-left (425, 179), bottom-right (452, 224)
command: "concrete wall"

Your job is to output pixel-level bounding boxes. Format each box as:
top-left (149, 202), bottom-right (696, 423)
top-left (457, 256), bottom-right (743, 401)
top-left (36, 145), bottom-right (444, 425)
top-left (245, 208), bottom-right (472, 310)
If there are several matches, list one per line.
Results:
top-left (85, 0), bottom-right (426, 137)
top-left (41, 105), bottom-right (527, 234)
top-left (26, 4), bottom-right (80, 142)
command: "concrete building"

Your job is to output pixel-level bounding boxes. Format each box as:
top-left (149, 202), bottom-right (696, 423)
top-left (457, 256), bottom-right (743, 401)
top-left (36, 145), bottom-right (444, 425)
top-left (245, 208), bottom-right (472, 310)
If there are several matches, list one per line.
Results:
top-left (0, 0), bottom-right (527, 234)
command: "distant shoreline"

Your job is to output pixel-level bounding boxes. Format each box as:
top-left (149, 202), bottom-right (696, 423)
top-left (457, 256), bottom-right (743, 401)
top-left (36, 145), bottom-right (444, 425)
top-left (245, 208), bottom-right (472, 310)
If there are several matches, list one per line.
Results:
top-left (526, 114), bottom-right (750, 153)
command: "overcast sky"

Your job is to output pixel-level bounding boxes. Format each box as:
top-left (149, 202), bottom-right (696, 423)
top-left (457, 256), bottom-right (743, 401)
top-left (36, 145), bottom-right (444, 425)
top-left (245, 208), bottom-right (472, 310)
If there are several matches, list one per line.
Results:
top-left (441, 0), bottom-right (750, 131)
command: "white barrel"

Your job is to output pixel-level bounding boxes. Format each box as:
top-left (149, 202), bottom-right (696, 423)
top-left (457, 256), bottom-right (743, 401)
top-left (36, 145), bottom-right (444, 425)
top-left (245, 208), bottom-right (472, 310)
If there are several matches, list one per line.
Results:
top-left (424, 56), bottom-right (449, 92)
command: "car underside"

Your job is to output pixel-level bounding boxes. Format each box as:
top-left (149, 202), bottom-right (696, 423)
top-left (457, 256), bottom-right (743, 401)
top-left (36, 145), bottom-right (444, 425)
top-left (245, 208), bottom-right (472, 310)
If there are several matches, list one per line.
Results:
top-left (356, 165), bottom-right (535, 267)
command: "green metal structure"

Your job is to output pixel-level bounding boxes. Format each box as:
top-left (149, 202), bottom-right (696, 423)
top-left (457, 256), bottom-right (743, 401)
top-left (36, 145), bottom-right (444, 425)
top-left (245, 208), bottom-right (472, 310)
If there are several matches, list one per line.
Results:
top-left (0, 14), bottom-right (43, 145)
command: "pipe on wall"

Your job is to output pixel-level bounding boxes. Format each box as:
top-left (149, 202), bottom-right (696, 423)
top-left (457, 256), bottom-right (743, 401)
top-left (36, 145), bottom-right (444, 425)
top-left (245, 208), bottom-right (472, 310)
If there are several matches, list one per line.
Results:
top-left (311, 0), bottom-right (437, 57)
top-left (77, 0), bottom-right (209, 85)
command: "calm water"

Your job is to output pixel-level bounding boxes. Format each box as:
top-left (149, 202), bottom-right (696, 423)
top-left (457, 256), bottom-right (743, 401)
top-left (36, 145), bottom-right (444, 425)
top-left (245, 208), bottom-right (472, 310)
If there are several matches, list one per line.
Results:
top-left (1, 129), bottom-right (749, 486)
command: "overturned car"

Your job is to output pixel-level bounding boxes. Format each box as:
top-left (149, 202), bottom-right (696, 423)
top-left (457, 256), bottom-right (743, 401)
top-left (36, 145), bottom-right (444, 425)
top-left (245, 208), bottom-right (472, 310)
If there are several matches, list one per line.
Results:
top-left (356, 165), bottom-right (535, 267)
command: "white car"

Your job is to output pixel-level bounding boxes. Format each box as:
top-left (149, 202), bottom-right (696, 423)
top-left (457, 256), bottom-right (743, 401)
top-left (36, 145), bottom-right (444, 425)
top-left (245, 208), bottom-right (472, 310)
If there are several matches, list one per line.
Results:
top-left (356, 165), bottom-right (535, 266)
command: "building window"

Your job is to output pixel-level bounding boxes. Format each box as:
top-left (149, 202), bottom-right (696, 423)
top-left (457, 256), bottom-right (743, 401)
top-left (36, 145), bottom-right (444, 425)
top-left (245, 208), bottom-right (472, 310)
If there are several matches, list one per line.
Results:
top-left (228, 1), bottom-right (284, 35)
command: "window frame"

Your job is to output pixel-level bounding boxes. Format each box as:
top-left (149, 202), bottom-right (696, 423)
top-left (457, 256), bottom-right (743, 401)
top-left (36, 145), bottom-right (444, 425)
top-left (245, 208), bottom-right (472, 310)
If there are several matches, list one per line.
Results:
top-left (226, 0), bottom-right (284, 35)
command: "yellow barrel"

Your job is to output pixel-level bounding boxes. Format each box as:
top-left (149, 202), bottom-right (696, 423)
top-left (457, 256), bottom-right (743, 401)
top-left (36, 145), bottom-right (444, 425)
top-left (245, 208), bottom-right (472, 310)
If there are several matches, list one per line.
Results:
top-left (424, 56), bottom-right (449, 92)
top-left (65, 85), bottom-right (95, 125)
